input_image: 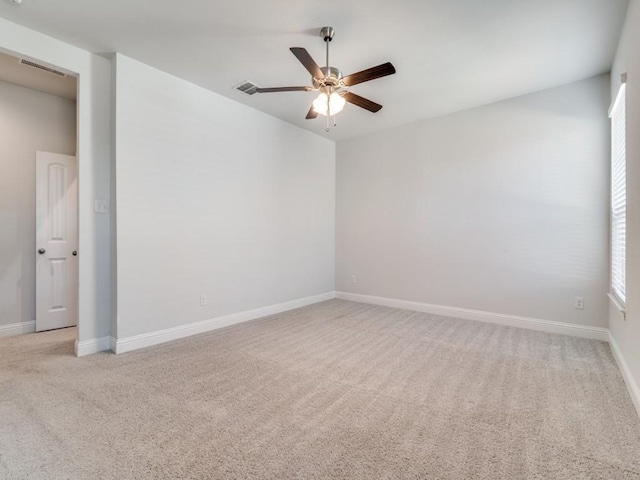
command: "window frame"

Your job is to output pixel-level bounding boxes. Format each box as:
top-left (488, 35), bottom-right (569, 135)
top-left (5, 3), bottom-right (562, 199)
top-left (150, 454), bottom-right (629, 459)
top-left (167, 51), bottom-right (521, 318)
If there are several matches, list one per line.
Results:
top-left (609, 77), bottom-right (627, 313)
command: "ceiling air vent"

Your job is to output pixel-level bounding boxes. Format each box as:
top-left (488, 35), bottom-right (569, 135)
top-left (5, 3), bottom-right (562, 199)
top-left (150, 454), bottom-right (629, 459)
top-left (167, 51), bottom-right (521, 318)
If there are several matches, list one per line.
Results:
top-left (19, 58), bottom-right (67, 77)
top-left (234, 81), bottom-right (259, 95)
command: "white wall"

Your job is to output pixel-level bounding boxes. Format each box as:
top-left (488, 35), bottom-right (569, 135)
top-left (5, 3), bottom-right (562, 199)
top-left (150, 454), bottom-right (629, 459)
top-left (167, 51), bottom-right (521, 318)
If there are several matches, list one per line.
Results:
top-left (113, 54), bottom-right (335, 339)
top-left (0, 80), bottom-right (76, 329)
top-left (337, 75), bottom-right (610, 328)
top-left (0, 17), bottom-right (111, 350)
top-left (610, 0), bottom-right (640, 410)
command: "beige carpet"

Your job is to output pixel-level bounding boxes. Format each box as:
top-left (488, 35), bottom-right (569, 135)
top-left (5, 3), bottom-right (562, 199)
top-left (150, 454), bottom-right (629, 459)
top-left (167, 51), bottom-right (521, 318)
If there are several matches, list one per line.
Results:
top-left (1, 299), bottom-right (640, 479)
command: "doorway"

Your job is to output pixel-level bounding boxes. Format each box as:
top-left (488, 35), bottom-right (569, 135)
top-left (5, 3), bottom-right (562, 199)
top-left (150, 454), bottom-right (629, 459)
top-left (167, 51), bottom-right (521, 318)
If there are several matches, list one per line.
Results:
top-left (0, 50), bottom-right (78, 341)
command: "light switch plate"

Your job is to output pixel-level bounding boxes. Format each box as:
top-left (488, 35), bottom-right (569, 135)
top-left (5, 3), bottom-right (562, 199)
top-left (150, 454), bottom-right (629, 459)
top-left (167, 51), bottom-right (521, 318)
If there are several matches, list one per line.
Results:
top-left (94, 200), bottom-right (109, 214)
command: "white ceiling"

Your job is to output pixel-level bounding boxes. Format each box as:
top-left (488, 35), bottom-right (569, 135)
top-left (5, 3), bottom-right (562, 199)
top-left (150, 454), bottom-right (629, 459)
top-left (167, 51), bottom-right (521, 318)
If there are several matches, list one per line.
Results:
top-left (0, 0), bottom-right (629, 141)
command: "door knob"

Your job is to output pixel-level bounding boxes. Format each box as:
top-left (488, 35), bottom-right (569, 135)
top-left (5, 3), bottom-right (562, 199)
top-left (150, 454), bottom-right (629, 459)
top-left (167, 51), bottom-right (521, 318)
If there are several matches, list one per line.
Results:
top-left (38, 248), bottom-right (45, 254)
top-left (72, 251), bottom-right (78, 256)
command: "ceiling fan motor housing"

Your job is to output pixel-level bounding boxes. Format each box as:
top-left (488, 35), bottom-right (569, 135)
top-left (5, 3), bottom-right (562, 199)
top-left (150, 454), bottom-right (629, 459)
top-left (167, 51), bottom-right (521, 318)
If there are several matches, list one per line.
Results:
top-left (313, 66), bottom-right (343, 89)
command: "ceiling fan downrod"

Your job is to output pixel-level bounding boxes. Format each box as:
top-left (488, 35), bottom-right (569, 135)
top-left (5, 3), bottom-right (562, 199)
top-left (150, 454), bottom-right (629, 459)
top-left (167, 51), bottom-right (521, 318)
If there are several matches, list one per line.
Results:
top-left (321, 27), bottom-right (335, 130)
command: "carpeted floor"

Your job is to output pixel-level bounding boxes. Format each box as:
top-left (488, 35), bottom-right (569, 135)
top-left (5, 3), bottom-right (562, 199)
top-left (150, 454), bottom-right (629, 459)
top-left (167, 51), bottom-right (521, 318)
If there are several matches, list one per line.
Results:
top-left (1, 299), bottom-right (640, 479)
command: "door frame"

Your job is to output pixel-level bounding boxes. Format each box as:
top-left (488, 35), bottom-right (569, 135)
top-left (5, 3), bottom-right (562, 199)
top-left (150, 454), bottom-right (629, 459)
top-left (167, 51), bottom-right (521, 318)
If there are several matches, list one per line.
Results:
top-left (0, 20), bottom-right (112, 356)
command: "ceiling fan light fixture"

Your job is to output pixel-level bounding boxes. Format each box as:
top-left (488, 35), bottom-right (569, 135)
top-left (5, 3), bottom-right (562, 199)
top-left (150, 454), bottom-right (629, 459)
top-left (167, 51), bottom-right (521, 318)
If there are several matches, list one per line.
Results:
top-left (313, 91), bottom-right (345, 116)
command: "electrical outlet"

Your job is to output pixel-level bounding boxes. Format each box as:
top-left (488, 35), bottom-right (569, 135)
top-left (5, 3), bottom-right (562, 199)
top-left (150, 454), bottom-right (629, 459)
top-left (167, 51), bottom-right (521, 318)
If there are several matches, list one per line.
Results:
top-left (574, 296), bottom-right (584, 310)
top-left (351, 275), bottom-right (356, 284)
top-left (200, 294), bottom-right (207, 307)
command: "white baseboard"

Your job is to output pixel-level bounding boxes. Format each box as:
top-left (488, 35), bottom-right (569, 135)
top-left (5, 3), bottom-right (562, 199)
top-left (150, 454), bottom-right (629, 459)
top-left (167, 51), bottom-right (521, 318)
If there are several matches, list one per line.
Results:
top-left (0, 320), bottom-right (36, 338)
top-left (113, 291), bottom-right (336, 354)
top-left (608, 332), bottom-right (640, 418)
top-left (336, 291), bottom-right (609, 342)
top-left (75, 336), bottom-right (111, 357)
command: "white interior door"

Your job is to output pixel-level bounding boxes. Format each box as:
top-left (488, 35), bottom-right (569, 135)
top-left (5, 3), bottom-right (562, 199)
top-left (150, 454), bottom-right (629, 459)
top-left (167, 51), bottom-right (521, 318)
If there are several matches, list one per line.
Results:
top-left (36, 151), bottom-right (78, 332)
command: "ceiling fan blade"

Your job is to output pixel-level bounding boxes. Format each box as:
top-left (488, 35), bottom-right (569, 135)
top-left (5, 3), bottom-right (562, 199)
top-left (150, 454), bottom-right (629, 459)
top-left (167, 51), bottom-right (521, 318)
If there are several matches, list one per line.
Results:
top-left (342, 62), bottom-right (396, 87)
top-left (305, 105), bottom-right (318, 119)
top-left (255, 86), bottom-right (313, 93)
top-left (290, 47), bottom-right (324, 79)
top-left (342, 92), bottom-right (383, 113)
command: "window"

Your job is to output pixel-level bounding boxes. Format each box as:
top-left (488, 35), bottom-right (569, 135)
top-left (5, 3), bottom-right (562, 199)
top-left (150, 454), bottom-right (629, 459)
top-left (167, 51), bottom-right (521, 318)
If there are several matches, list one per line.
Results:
top-left (609, 79), bottom-right (626, 307)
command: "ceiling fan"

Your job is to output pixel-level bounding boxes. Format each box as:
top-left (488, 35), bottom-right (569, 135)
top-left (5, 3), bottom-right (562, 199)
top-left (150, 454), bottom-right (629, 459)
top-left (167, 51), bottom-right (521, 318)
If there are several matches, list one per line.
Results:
top-left (254, 26), bottom-right (396, 131)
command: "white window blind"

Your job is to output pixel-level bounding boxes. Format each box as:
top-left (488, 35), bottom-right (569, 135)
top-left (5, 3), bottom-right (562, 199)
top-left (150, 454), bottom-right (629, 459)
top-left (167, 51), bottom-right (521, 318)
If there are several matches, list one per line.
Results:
top-left (610, 82), bottom-right (626, 305)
